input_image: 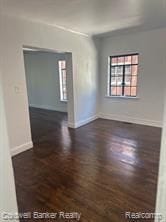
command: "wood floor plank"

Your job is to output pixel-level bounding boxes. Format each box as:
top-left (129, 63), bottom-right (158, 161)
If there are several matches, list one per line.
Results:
top-left (12, 107), bottom-right (161, 222)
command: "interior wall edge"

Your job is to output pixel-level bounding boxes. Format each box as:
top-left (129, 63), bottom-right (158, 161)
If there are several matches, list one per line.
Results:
top-left (68, 115), bottom-right (98, 128)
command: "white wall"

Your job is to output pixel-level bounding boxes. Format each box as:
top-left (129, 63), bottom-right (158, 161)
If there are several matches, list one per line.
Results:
top-left (24, 51), bottom-right (67, 113)
top-left (0, 14), bottom-right (98, 153)
top-left (0, 73), bottom-right (18, 221)
top-left (0, 4), bottom-right (18, 220)
top-left (98, 28), bottom-right (166, 127)
top-left (155, 87), bottom-right (166, 221)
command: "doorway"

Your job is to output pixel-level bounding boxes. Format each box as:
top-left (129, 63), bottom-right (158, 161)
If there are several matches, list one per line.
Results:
top-left (23, 46), bottom-right (72, 144)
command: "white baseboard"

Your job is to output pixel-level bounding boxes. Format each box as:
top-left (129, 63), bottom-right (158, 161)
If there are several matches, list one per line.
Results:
top-left (29, 104), bottom-right (67, 113)
top-left (68, 115), bottom-right (98, 128)
top-left (11, 141), bottom-right (33, 157)
top-left (99, 113), bottom-right (162, 128)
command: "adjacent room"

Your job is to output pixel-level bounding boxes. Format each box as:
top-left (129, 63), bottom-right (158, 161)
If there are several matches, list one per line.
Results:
top-left (23, 47), bottom-right (69, 145)
top-left (1, 1), bottom-right (166, 222)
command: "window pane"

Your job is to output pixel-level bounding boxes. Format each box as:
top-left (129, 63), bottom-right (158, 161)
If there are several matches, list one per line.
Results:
top-left (124, 87), bottom-right (131, 96)
top-left (131, 87), bottom-right (137, 96)
top-left (63, 92), bottom-right (67, 100)
top-left (111, 57), bottom-right (117, 65)
top-left (116, 87), bottom-right (122, 96)
top-left (125, 56), bottom-right (132, 64)
top-left (111, 86), bottom-right (117, 96)
top-left (132, 65), bottom-right (138, 75)
top-left (62, 70), bottom-right (66, 83)
top-left (125, 65), bottom-right (131, 75)
top-left (117, 57), bottom-right (124, 65)
top-left (111, 66), bottom-right (123, 76)
top-left (111, 67), bottom-right (115, 75)
top-left (132, 55), bottom-right (138, 64)
top-left (131, 76), bottom-right (137, 86)
top-left (125, 75), bottom-right (131, 86)
top-left (60, 60), bottom-right (66, 69)
top-left (111, 76), bottom-right (122, 86)
top-left (116, 76), bottom-right (123, 86)
top-left (111, 77), bottom-right (116, 85)
top-left (115, 66), bottom-right (123, 76)
top-left (59, 60), bottom-right (67, 101)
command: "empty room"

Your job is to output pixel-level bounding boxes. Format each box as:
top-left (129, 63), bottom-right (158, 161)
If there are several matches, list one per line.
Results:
top-left (1, 1), bottom-right (166, 222)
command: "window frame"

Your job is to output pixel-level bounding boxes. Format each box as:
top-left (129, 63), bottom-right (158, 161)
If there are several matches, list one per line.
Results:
top-left (108, 53), bottom-right (139, 98)
top-left (58, 60), bottom-right (68, 102)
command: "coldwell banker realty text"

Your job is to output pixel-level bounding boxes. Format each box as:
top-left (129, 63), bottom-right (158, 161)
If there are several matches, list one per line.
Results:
top-left (1, 211), bottom-right (81, 221)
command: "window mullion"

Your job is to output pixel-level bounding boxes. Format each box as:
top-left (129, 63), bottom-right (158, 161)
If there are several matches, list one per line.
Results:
top-left (122, 65), bottom-right (125, 96)
top-left (110, 58), bottom-right (112, 95)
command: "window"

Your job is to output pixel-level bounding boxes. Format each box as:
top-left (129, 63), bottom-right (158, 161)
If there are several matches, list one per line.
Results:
top-left (109, 54), bottom-right (139, 97)
top-left (59, 60), bottom-right (67, 101)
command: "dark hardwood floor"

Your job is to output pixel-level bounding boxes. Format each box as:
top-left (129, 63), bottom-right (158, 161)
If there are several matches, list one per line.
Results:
top-left (12, 107), bottom-right (161, 222)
